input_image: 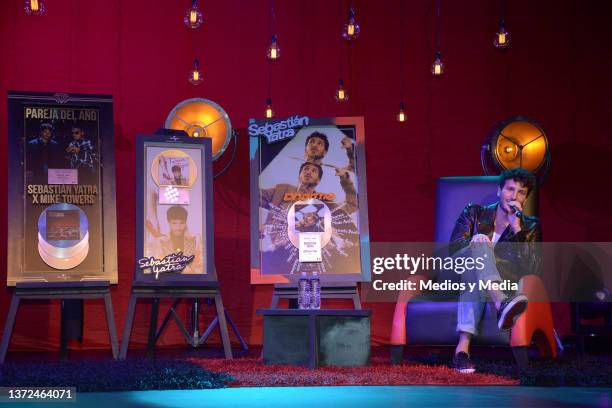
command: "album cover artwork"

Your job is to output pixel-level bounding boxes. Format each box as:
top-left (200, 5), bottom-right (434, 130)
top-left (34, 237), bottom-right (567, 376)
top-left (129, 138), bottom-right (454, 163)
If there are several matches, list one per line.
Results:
top-left (46, 210), bottom-right (80, 240)
top-left (158, 156), bottom-right (190, 186)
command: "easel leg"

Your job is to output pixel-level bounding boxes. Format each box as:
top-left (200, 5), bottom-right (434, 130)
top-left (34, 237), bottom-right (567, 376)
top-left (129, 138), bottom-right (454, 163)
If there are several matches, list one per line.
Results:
top-left (147, 299), bottom-right (160, 356)
top-left (214, 294), bottom-right (233, 359)
top-left (352, 291), bottom-right (362, 310)
top-left (270, 294), bottom-right (280, 309)
top-left (0, 295), bottom-right (20, 364)
top-left (119, 294), bottom-right (138, 360)
top-left (155, 299), bottom-right (181, 344)
top-left (198, 307), bottom-right (248, 351)
top-left (308, 314), bottom-right (317, 368)
top-left (60, 300), bottom-right (68, 360)
top-left (226, 311), bottom-right (249, 351)
top-left (103, 293), bottom-right (119, 360)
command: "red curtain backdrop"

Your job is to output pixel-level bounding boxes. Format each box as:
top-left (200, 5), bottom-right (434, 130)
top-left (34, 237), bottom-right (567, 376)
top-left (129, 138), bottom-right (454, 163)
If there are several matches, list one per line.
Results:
top-left (1, 0), bottom-right (611, 350)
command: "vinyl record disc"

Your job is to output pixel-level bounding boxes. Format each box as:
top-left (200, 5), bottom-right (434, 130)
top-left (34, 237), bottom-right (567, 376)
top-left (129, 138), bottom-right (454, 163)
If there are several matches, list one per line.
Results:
top-left (38, 232), bottom-right (89, 259)
top-left (37, 242), bottom-right (89, 270)
top-left (37, 203), bottom-right (89, 269)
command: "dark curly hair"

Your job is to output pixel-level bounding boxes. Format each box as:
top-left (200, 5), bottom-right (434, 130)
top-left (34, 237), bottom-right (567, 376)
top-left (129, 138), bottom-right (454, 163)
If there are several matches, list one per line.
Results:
top-left (305, 132), bottom-right (329, 152)
top-left (499, 168), bottom-right (537, 195)
top-left (299, 162), bottom-right (323, 181)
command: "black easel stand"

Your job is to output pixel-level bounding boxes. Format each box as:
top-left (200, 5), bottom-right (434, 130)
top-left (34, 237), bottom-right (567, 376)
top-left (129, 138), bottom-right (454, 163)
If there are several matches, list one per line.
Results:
top-left (151, 297), bottom-right (248, 353)
top-left (119, 282), bottom-right (234, 360)
top-left (0, 281), bottom-right (119, 364)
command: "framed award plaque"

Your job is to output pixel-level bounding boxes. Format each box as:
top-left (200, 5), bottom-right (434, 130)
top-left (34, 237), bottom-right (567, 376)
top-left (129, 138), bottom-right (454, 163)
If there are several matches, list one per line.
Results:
top-left (6, 91), bottom-right (118, 286)
top-left (249, 116), bottom-right (371, 284)
top-left (134, 133), bottom-right (216, 285)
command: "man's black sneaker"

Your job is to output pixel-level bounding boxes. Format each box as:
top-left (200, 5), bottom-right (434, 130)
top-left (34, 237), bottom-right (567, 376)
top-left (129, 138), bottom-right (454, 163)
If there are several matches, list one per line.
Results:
top-left (452, 352), bottom-right (475, 374)
top-left (497, 294), bottom-right (528, 331)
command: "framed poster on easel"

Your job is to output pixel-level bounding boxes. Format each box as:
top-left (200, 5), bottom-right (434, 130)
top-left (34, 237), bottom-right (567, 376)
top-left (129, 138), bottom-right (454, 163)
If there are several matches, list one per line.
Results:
top-left (7, 91), bottom-right (117, 285)
top-left (119, 132), bottom-right (233, 360)
top-left (1, 91), bottom-right (119, 363)
top-left (133, 133), bottom-right (216, 285)
top-left (249, 116), bottom-right (371, 285)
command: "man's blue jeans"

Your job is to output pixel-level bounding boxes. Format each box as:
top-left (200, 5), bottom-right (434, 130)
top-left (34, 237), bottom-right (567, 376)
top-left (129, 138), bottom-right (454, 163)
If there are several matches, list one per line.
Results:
top-left (455, 244), bottom-right (507, 335)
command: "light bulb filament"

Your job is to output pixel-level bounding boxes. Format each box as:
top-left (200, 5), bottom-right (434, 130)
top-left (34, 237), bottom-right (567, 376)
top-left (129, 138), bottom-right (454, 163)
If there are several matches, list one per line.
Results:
top-left (193, 71), bottom-right (199, 81)
top-left (498, 32), bottom-right (506, 44)
top-left (347, 23), bottom-right (355, 36)
top-left (31, 0), bottom-right (39, 11)
top-left (190, 10), bottom-right (197, 24)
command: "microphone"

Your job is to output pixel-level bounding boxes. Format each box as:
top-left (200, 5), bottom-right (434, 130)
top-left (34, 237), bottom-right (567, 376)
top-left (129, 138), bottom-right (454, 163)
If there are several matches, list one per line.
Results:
top-left (509, 204), bottom-right (523, 218)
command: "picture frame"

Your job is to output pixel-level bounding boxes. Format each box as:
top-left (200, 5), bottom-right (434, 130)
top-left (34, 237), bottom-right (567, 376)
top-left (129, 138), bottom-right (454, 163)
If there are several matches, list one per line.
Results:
top-left (133, 133), bottom-right (216, 285)
top-left (7, 91), bottom-right (117, 286)
top-left (249, 116), bottom-right (371, 284)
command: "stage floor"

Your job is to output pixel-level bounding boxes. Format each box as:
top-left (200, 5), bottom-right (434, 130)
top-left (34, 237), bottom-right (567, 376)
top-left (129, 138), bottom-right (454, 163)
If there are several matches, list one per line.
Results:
top-left (40, 386), bottom-right (612, 408)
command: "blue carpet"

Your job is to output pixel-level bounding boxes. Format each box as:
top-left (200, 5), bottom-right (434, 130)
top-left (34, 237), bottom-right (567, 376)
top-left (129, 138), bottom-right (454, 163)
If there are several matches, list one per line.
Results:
top-left (34, 386), bottom-right (612, 408)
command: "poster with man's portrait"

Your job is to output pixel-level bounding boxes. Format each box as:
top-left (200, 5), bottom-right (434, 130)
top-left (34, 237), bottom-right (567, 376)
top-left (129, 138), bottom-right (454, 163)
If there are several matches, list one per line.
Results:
top-left (249, 116), bottom-right (371, 284)
top-left (7, 91), bottom-right (117, 286)
top-left (134, 134), bottom-right (215, 284)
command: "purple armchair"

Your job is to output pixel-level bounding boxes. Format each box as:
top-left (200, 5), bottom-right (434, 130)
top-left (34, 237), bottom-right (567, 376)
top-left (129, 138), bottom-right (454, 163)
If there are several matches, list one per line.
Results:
top-left (390, 176), bottom-right (556, 365)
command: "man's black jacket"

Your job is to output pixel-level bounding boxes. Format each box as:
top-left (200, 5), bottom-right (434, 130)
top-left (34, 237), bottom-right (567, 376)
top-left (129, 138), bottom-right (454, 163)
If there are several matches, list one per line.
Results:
top-left (449, 203), bottom-right (542, 282)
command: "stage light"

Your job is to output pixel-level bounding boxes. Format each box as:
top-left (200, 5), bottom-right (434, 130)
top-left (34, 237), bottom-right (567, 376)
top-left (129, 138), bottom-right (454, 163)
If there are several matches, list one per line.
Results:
top-left (397, 102), bottom-right (406, 123)
top-left (494, 22), bottom-right (511, 50)
top-left (184, 0), bottom-right (203, 29)
top-left (164, 98), bottom-right (233, 161)
top-left (431, 51), bottom-right (444, 76)
top-left (187, 125), bottom-right (204, 137)
top-left (335, 79), bottom-right (349, 102)
top-left (265, 98), bottom-right (274, 118)
top-left (481, 116), bottom-right (551, 181)
top-left (342, 6), bottom-right (360, 41)
top-left (188, 59), bottom-right (203, 85)
top-left (25, 0), bottom-right (45, 16)
top-left (267, 35), bottom-right (281, 61)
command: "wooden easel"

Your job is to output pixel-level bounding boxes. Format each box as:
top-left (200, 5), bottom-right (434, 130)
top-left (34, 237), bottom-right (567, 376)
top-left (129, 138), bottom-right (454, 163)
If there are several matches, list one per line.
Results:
top-left (0, 281), bottom-right (119, 364)
top-left (119, 282), bottom-right (234, 360)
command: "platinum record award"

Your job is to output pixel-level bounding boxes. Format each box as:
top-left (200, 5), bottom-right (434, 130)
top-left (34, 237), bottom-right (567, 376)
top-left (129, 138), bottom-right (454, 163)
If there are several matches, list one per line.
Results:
top-left (37, 203), bottom-right (90, 270)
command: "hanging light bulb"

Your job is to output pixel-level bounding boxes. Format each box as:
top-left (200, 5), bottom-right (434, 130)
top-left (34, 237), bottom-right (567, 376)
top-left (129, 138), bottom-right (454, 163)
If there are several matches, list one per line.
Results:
top-left (267, 35), bottom-right (281, 61)
top-left (431, 51), bottom-right (444, 76)
top-left (397, 102), bottom-right (406, 123)
top-left (335, 79), bottom-right (349, 102)
top-left (342, 6), bottom-right (360, 41)
top-left (184, 0), bottom-right (203, 29)
top-left (188, 59), bottom-right (203, 85)
top-left (24, 0), bottom-right (45, 16)
top-left (493, 21), bottom-right (511, 50)
top-left (265, 98), bottom-right (274, 118)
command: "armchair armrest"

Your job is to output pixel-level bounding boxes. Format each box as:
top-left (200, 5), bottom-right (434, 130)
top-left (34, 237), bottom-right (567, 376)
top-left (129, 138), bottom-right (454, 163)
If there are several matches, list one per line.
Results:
top-left (510, 274), bottom-right (557, 357)
top-left (390, 275), bottom-right (427, 345)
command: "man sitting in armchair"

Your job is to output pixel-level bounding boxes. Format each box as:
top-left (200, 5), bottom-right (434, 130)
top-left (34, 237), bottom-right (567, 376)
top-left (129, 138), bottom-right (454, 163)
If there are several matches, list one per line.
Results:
top-left (450, 168), bottom-right (541, 373)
